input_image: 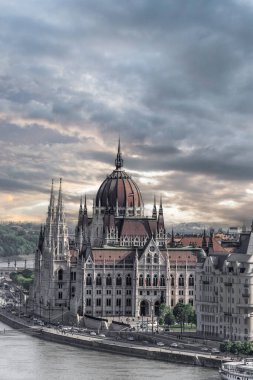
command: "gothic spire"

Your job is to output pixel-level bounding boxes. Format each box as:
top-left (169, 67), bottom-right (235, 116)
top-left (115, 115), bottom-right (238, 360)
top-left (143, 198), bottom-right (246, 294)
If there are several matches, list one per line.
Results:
top-left (56, 178), bottom-right (64, 222)
top-left (47, 179), bottom-right (55, 219)
top-left (78, 195), bottom-right (83, 226)
top-left (157, 195), bottom-right (165, 231)
top-left (84, 194), bottom-right (87, 213)
top-left (115, 138), bottom-right (123, 169)
top-left (159, 195), bottom-right (163, 215)
top-left (152, 195), bottom-right (157, 219)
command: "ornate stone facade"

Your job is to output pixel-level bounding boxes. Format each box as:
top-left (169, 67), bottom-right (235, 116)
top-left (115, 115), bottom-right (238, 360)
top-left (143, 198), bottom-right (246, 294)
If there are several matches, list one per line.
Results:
top-left (32, 142), bottom-right (201, 322)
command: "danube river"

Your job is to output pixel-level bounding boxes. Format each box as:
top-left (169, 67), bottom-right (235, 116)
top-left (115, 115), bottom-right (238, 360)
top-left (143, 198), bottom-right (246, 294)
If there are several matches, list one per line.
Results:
top-left (0, 321), bottom-right (218, 380)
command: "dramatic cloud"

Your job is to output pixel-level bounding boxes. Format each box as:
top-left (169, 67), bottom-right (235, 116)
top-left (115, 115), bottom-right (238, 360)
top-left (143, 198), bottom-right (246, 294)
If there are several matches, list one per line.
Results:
top-left (1, 0), bottom-right (253, 227)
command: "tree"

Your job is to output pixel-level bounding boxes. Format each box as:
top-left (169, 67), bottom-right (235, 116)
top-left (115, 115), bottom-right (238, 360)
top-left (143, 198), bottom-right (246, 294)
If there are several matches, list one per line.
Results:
top-left (158, 303), bottom-right (172, 325)
top-left (173, 303), bottom-right (194, 333)
top-left (164, 311), bottom-right (175, 327)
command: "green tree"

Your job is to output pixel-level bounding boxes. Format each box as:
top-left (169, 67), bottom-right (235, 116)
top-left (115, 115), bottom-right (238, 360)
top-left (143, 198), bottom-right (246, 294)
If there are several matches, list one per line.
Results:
top-left (158, 304), bottom-right (172, 325)
top-left (173, 303), bottom-right (194, 333)
top-left (164, 311), bottom-right (175, 327)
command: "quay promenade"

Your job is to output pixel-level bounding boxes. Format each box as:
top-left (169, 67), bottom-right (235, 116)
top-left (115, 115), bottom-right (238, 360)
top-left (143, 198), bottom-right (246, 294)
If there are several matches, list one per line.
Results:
top-left (0, 310), bottom-right (222, 369)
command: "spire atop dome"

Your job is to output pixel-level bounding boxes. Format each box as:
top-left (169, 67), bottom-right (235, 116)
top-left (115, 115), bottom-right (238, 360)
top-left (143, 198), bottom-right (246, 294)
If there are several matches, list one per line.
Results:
top-left (115, 138), bottom-right (123, 170)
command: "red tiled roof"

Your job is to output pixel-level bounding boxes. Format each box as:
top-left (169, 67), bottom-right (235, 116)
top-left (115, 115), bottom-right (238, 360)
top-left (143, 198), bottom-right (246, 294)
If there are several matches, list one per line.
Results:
top-left (92, 249), bottom-right (135, 264)
top-left (161, 250), bottom-right (197, 263)
top-left (121, 219), bottom-right (149, 236)
top-left (177, 236), bottom-right (228, 253)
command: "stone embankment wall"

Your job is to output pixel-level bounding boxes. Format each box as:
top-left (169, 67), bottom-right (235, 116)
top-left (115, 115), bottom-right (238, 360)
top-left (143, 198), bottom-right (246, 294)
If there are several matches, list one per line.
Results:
top-left (0, 312), bottom-right (221, 369)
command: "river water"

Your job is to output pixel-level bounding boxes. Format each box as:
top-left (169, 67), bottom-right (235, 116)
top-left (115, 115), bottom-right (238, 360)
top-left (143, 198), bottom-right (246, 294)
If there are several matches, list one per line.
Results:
top-left (0, 321), bottom-right (218, 380)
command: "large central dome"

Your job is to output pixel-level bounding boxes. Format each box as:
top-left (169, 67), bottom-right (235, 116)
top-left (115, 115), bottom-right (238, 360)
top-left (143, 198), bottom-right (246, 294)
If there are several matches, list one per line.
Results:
top-left (95, 141), bottom-right (144, 217)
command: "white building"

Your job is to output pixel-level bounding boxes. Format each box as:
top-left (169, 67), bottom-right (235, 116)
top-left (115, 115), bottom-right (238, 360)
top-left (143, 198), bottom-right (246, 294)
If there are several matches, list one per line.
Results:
top-left (196, 230), bottom-right (253, 341)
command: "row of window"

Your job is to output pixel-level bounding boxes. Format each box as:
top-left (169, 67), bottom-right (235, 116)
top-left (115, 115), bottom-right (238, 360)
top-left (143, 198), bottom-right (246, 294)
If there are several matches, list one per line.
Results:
top-left (58, 269), bottom-right (194, 287)
top-left (85, 273), bottom-right (195, 287)
top-left (86, 274), bottom-right (132, 286)
top-left (86, 298), bottom-right (132, 307)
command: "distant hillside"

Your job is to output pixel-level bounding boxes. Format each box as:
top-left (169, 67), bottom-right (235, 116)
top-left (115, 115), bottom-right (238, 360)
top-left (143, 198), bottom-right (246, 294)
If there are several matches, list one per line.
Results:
top-left (0, 223), bottom-right (40, 257)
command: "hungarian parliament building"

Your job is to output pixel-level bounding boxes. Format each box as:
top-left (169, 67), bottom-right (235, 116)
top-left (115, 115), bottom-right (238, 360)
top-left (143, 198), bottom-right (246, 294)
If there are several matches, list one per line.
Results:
top-left (32, 141), bottom-right (253, 341)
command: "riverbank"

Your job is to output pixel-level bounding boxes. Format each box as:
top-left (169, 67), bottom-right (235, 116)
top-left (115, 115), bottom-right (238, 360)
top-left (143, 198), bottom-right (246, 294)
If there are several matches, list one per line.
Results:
top-left (0, 311), bottom-right (222, 369)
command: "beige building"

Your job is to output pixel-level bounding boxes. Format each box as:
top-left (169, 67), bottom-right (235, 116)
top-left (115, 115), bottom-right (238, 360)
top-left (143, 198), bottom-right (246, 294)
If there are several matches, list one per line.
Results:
top-left (196, 230), bottom-right (253, 341)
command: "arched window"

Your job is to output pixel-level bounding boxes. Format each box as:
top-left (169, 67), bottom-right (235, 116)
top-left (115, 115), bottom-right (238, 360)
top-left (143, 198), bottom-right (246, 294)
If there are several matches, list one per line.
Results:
top-left (116, 274), bottom-right (122, 286)
top-left (146, 253), bottom-right (151, 264)
top-left (96, 274), bottom-right (102, 286)
top-left (160, 275), bottom-right (165, 287)
top-left (170, 275), bottom-right (174, 286)
top-left (146, 274), bottom-right (151, 286)
top-left (106, 274), bottom-right (112, 286)
top-left (86, 274), bottom-right (92, 286)
top-left (126, 274), bottom-right (131, 286)
top-left (179, 298), bottom-right (184, 304)
top-left (154, 253), bottom-right (158, 264)
top-left (189, 299), bottom-right (193, 306)
top-left (58, 269), bottom-right (63, 281)
top-left (153, 274), bottom-right (158, 286)
top-left (188, 274), bottom-right (194, 287)
top-left (71, 286), bottom-right (75, 298)
top-left (139, 274), bottom-right (143, 286)
top-left (178, 274), bottom-right (184, 287)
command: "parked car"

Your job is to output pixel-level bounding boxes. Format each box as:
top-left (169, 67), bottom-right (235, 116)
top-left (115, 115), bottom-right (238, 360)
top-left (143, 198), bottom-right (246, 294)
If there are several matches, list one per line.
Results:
top-left (90, 331), bottom-right (96, 336)
top-left (211, 348), bottom-right (220, 354)
top-left (170, 342), bottom-right (178, 348)
top-left (157, 342), bottom-right (165, 346)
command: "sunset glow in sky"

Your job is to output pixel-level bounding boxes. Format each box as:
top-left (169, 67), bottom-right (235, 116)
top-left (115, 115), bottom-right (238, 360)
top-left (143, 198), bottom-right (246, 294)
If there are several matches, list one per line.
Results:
top-left (1, 0), bottom-right (253, 226)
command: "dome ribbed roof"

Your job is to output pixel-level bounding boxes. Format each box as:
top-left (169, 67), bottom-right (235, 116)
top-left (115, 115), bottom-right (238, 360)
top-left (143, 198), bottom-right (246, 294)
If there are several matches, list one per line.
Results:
top-left (95, 140), bottom-right (144, 216)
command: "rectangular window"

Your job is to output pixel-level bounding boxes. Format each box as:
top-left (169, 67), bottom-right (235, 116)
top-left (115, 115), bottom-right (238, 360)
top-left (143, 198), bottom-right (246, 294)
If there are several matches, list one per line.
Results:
top-left (71, 272), bottom-right (76, 281)
top-left (96, 298), bottom-right (101, 307)
top-left (58, 283), bottom-right (63, 289)
top-left (58, 292), bottom-right (63, 299)
top-left (86, 289), bottom-right (91, 295)
top-left (107, 290), bottom-right (111, 295)
top-left (147, 291), bottom-right (150, 296)
top-left (139, 291), bottom-right (143, 295)
top-left (116, 290), bottom-right (121, 295)
top-left (86, 298), bottom-right (91, 307)
top-left (106, 298), bottom-right (111, 307)
top-left (126, 298), bottom-right (131, 307)
top-left (116, 299), bottom-right (121, 307)
top-left (97, 290), bottom-right (102, 295)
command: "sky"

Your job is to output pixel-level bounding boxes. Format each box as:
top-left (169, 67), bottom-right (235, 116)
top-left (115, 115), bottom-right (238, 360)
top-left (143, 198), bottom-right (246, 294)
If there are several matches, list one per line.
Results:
top-left (1, 0), bottom-right (253, 227)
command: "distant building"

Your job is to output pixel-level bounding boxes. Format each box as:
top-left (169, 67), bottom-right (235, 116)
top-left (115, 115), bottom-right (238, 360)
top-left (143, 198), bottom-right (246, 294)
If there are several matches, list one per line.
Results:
top-left (228, 226), bottom-right (243, 236)
top-left (32, 142), bottom-right (203, 322)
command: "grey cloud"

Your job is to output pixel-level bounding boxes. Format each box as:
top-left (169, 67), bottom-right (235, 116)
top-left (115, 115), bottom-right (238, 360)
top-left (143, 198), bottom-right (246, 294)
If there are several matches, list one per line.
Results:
top-left (0, 123), bottom-right (80, 145)
top-left (1, 0), bottom-right (253, 224)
